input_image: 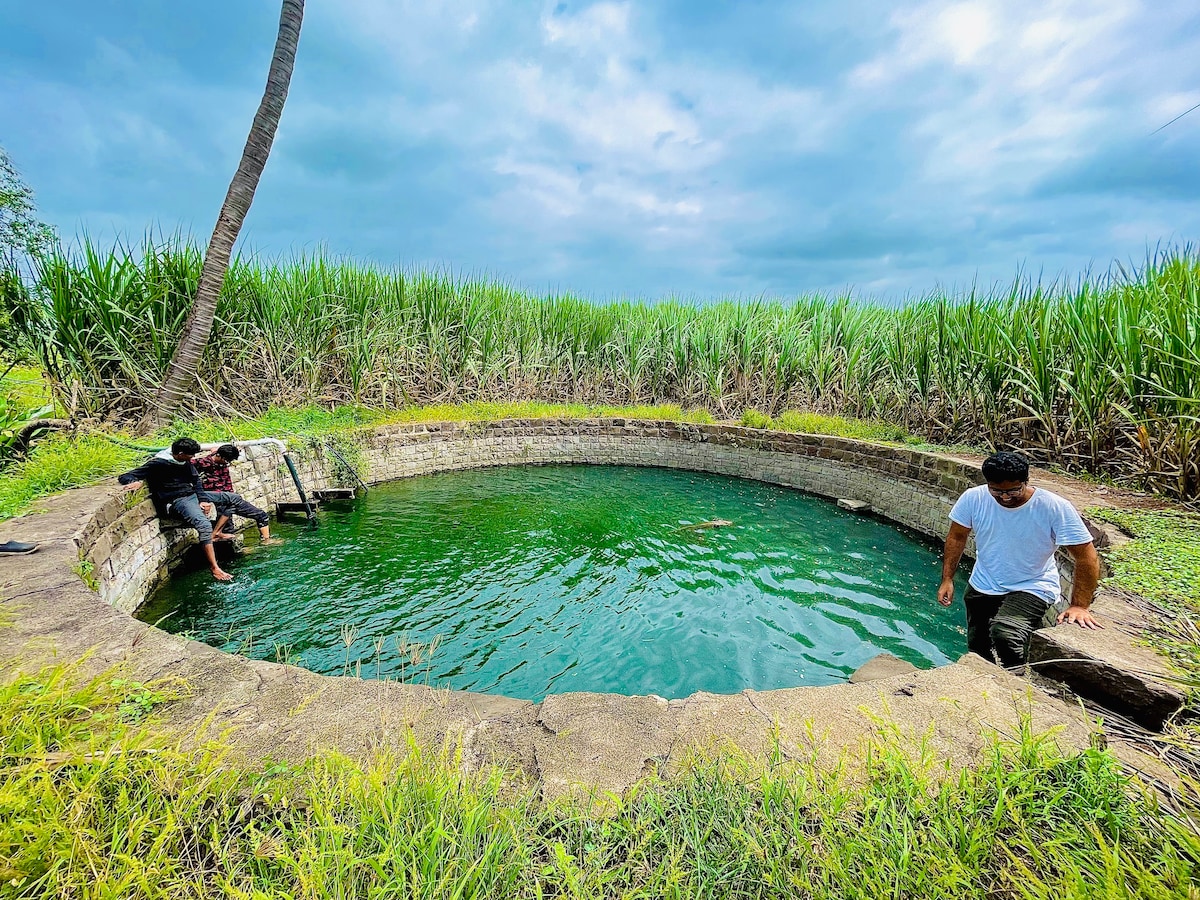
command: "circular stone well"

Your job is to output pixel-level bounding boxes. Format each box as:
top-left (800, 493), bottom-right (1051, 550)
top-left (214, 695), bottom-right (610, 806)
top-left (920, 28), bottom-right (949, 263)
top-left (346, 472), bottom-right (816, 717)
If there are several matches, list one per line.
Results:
top-left (0, 418), bottom-right (1180, 798)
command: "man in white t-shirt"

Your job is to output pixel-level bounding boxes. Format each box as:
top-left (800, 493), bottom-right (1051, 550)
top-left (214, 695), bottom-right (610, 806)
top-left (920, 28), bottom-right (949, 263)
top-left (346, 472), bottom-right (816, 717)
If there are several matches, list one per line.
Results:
top-left (937, 451), bottom-right (1101, 668)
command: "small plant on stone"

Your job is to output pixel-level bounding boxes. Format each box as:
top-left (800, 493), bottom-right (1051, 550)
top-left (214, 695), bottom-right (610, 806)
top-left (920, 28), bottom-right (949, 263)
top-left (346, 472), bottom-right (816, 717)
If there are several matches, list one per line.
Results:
top-left (371, 635), bottom-right (386, 680)
top-left (72, 553), bottom-right (98, 591)
top-left (740, 409), bottom-right (773, 429)
top-left (273, 643), bottom-right (296, 666)
top-left (103, 677), bottom-right (179, 723)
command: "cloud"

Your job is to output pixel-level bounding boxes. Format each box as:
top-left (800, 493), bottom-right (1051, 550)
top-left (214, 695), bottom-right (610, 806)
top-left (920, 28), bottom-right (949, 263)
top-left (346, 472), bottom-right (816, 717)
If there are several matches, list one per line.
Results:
top-left (1036, 139), bottom-right (1200, 202)
top-left (2, 0), bottom-right (1199, 300)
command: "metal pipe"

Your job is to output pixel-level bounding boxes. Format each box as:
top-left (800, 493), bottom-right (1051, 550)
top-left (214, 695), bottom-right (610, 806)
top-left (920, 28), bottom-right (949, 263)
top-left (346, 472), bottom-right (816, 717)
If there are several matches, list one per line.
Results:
top-left (199, 437), bottom-right (287, 452)
top-left (282, 452), bottom-right (318, 526)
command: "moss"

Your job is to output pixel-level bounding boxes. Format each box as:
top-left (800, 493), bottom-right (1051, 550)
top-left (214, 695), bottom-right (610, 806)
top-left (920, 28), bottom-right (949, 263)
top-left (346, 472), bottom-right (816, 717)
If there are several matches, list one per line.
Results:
top-left (740, 408), bottom-right (919, 444)
top-left (72, 554), bottom-right (98, 592)
top-left (1087, 507), bottom-right (1200, 613)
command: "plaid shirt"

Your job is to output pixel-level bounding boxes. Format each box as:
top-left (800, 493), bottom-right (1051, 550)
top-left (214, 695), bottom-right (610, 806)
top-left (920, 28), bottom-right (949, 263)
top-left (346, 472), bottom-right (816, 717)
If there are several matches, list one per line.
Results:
top-left (193, 454), bottom-right (234, 492)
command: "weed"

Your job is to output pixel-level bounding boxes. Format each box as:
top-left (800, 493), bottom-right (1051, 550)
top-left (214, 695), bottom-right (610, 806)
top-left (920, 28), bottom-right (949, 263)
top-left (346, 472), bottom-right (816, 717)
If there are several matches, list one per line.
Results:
top-left (1, 665), bottom-right (1198, 898)
top-left (71, 554), bottom-right (98, 592)
top-left (1088, 507), bottom-right (1200, 613)
top-left (103, 677), bottom-right (178, 723)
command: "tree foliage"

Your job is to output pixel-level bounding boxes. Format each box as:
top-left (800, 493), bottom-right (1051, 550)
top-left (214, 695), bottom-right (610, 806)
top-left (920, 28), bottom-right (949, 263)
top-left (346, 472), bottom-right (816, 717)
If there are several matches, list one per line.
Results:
top-left (0, 145), bottom-right (56, 266)
top-left (0, 146), bottom-right (57, 356)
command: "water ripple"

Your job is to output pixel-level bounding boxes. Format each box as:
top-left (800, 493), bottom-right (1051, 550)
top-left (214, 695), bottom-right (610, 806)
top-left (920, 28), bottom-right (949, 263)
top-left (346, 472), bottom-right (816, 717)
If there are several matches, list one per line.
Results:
top-left (140, 465), bottom-right (970, 701)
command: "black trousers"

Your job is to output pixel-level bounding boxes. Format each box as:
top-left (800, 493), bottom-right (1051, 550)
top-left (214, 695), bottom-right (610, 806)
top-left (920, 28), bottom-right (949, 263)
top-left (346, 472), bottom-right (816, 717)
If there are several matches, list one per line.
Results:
top-left (964, 585), bottom-right (1060, 668)
top-left (204, 490), bottom-right (270, 529)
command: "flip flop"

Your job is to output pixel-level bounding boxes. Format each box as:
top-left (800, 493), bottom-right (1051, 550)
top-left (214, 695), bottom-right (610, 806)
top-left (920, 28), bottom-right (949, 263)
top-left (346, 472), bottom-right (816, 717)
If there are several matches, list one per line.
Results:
top-left (0, 541), bottom-right (39, 555)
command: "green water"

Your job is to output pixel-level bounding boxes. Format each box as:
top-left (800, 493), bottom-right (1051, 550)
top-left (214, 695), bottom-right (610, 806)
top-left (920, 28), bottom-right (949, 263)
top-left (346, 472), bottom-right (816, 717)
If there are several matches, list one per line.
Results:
top-left (139, 465), bottom-right (969, 700)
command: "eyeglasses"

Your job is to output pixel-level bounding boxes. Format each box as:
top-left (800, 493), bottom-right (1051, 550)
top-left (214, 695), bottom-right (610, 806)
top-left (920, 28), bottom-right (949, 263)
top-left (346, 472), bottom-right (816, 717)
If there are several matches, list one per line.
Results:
top-left (987, 484), bottom-right (1026, 498)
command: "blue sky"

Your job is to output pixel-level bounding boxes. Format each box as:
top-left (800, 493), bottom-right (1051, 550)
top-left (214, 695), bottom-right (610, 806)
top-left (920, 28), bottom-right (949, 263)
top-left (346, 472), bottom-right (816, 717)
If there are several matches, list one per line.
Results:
top-left (2, 0), bottom-right (1199, 301)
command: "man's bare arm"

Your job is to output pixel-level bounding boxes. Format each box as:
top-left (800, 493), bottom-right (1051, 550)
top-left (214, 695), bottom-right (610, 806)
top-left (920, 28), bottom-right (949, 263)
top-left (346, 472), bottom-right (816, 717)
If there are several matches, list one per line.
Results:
top-left (1058, 542), bottom-right (1103, 629)
top-left (938, 522), bottom-right (971, 606)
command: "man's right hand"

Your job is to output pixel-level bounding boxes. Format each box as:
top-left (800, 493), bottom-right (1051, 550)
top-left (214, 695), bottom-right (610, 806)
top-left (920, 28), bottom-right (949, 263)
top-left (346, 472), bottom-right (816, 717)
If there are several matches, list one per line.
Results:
top-left (937, 578), bottom-right (955, 607)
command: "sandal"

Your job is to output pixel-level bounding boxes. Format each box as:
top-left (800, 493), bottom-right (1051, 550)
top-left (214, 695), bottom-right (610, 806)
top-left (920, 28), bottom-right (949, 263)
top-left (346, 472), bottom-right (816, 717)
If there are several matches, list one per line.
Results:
top-left (0, 541), bottom-right (39, 555)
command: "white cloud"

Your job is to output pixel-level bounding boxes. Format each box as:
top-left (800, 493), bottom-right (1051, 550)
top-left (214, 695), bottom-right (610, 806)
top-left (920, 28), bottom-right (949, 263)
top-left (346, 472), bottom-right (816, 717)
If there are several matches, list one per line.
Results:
top-left (931, 2), bottom-right (995, 65)
top-left (330, 0), bottom-right (838, 247)
top-left (542, 1), bottom-right (630, 48)
top-left (847, 0), bottom-right (1156, 193)
top-left (11, 0), bottom-right (1197, 298)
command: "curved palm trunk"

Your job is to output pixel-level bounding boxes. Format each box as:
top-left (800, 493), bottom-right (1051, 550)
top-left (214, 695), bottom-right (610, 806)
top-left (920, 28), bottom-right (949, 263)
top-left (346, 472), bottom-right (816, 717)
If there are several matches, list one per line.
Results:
top-left (138, 0), bottom-right (304, 433)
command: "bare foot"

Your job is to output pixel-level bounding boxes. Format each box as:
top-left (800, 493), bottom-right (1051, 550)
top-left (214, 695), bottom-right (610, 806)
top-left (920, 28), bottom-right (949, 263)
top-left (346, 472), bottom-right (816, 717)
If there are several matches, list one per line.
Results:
top-left (260, 537), bottom-right (283, 546)
top-left (212, 568), bottom-right (233, 582)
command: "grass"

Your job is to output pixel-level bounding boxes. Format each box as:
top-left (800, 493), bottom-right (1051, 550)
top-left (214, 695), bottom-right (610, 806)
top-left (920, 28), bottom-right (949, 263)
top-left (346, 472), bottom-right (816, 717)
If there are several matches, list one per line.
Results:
top-left (0, 363), bottom-right (52, 414)
top-left (1086, 507), bottom-right (1200, 703)
top-left (0, 402), bottom-right (900, 522)
top-left (182, 400), bottom-right (718, 443)
top-left (741, 408), bottom-right (919, 444)
top-left (0, 433), bottom-right (140, 519)
top-left (1, 664), bottom-right (1197, 898)
top-left (0, 361), bottom-right (56, 462)
top-left (1089, 508), bottom-right (1200, 615)
top-left (6, 239), bottom-right (1199, 497)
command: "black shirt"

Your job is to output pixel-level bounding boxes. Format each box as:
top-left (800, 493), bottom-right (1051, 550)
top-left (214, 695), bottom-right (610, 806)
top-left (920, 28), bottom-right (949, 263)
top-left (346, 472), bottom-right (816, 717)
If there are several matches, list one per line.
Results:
top-left (117, 454), bottom-right (205, 514)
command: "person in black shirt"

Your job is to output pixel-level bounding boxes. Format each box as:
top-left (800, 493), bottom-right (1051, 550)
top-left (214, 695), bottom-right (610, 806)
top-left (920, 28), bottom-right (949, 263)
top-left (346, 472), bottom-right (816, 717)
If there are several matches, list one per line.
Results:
top-left (117, 437), bottom-right (232, 581)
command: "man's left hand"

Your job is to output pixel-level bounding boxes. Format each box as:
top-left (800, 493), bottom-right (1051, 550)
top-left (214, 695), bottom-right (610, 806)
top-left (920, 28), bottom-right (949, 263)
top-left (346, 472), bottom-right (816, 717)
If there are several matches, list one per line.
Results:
top-left (1057, 605), bottom-right (1104, 629)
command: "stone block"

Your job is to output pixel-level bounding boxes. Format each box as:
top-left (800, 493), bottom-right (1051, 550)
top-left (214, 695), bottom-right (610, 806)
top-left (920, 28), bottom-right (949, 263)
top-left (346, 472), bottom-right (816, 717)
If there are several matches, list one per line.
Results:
top-left (1027, 595), bottom-right (1185, 730)
top-left (848, 653), bottom-right (919, 683)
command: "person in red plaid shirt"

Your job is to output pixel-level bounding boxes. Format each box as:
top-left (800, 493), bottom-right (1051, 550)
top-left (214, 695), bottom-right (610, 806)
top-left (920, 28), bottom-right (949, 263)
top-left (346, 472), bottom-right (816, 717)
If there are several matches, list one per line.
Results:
top-left (194, 444), bottom-right (281, 545)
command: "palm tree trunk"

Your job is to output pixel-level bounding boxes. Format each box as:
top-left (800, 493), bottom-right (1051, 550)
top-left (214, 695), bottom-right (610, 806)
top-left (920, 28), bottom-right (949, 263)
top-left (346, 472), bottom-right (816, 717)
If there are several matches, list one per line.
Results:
top-left (137, 0), bottom-right (304, 433)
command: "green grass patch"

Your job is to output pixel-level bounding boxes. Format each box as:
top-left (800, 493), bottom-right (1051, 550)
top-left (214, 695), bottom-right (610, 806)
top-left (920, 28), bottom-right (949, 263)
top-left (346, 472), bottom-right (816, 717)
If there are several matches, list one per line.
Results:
top-left (182, 401), bottom-right (717, 443)
top-left (0, 665), bottom-right (1196, 898)
top-left (0, 363), bottom-right (53, 414)
top-left (0, 434), bottom-right (140, 520)
top-left (0, 362), bottom-right (56, 464)
top-left (1086, 507), bottom-right (1200, 702)
top-left (741, 408), bottom-right (919, 444)
top-left (1087, 508), bottom-right (1200, 614)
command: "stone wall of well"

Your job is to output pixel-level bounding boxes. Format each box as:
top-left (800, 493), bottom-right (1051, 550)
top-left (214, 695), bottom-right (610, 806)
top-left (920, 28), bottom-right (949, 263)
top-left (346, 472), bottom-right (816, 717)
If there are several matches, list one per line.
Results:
top-left (86, 420), bottom-right (991, 615)
top-left (352, 420), bottom-right (982, 541)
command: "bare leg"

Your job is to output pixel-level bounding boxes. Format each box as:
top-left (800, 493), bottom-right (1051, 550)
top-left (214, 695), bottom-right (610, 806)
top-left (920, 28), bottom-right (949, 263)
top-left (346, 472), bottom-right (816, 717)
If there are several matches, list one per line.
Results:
top-left (212, 514), bottom-right (233, 540)
top-left (202, 543), bottom-right (233, 581)
top-left (258, 524), bottom-right (282, 545)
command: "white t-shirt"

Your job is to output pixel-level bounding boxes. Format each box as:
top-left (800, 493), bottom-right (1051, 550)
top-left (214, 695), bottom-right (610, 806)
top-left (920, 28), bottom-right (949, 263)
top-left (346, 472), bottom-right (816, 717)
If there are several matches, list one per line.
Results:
top-left (949, 485), bottom-right (1093, 604)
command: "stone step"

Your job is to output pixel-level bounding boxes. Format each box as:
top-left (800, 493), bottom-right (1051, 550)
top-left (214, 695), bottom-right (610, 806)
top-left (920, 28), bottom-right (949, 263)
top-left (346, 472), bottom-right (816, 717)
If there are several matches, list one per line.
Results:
top-left (276, 501), bottom-right (320, 516)
top-left (1027, 592), bottom-right (1186, 730)
top-left (313, 488), bottom-right (356, 501)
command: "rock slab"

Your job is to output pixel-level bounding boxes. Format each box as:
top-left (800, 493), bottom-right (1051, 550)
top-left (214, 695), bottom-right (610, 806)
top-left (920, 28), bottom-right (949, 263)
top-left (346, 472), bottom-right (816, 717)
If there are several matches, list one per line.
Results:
top-left (848, 653), bottom-right (919, 683)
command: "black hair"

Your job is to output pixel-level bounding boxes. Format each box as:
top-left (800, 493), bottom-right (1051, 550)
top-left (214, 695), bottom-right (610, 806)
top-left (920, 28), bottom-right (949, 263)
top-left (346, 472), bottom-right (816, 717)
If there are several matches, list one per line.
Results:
top-left (171, 437), bottom-right (202, 456)
top-left (217, 444), bottom-right (240, 461)
top-left (981, 451), bottom-right (1029, 483)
